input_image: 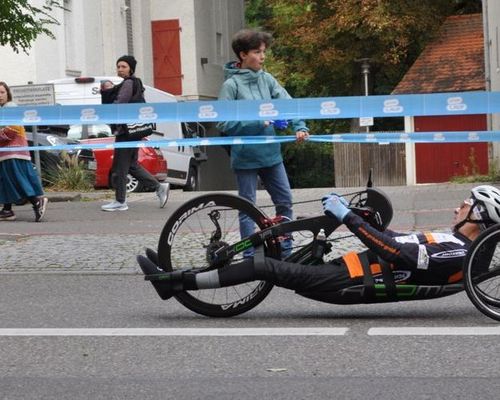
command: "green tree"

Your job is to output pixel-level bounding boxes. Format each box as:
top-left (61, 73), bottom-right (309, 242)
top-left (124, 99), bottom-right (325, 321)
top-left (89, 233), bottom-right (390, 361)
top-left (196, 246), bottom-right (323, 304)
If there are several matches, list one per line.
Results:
top-left (0, 0), bottom-right (62, 53)
top-left (244, 0), bottom-right (481, 187)
top-left (251, 0), bottom-right (481, 99)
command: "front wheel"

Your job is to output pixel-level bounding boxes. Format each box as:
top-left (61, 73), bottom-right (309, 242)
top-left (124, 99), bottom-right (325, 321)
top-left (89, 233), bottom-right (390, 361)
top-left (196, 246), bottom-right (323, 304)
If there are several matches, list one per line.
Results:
top-left (157, 193), bottom-right (280, 317)
top-left (463, 224), bottom-right (500, 321)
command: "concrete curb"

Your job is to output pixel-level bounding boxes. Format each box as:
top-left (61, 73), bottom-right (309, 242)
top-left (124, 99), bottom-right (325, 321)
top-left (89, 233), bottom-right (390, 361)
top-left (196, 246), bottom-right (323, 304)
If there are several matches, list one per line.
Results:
top-left (43, 182), bottom-right (493, 203)
top-left (0, 233), bottom-right (29, 242)
top-left (44, 191), bottom-right (113, 202)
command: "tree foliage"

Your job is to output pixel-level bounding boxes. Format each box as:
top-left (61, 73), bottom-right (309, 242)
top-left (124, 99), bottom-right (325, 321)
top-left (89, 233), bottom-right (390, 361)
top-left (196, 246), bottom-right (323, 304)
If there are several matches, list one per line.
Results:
top-left (246, 0), bottom-right (482, 98)
top-left (244, 0), bottom-right (481, 187)
top-left (0, 0), bottom-right (62, 53)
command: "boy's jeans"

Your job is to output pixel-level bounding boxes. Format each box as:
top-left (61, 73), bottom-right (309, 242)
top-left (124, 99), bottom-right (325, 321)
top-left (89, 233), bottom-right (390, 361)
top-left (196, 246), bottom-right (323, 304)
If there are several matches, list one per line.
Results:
top-left (235, 163), bottom-right (293, 258)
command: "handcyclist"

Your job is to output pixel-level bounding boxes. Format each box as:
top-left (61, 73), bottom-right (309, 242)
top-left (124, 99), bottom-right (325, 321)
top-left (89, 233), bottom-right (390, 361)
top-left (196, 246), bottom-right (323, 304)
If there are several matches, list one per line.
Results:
top-left (137, 185), bottom-right (500, 302)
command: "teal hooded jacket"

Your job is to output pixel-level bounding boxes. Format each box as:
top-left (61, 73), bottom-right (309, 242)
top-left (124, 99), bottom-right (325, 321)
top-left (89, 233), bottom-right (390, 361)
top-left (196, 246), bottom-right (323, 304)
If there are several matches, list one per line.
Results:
top-left (217, 62), bottom-right (308, 170)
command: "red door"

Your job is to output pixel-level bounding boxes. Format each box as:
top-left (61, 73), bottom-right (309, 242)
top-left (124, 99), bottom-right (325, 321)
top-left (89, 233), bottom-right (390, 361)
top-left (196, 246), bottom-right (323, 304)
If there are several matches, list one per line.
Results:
top-left (151, 20), bottom-right (182, 95)
top-left (415, 114), bottom-right (488, 183)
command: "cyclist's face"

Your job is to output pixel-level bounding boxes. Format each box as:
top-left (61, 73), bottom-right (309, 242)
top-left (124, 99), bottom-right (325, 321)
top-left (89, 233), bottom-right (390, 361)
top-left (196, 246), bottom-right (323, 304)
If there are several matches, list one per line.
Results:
top-left (453, 198), bottom-right (473, 224)
top-left (240, 43), bottom-right (266, 71)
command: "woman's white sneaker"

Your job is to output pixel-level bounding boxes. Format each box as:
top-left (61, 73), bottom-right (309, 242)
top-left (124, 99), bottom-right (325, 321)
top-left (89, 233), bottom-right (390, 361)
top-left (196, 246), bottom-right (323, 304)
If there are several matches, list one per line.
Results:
top-left (101, 201), bottom-right (128, 211)
top-left (156, 183), bottom-right (170, 208)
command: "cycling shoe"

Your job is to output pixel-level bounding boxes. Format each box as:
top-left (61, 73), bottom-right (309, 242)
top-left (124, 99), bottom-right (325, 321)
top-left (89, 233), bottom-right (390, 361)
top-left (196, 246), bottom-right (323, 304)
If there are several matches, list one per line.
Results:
top-left (145, 247), bottom-right (160, 267)
top-left (137, 255), bottom-right (182, 300)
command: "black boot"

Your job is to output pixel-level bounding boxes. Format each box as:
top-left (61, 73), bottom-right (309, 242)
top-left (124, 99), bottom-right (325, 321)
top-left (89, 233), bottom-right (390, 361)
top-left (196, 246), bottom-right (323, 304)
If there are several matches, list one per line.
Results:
top-left (136, 255), bottom-right (183, 300)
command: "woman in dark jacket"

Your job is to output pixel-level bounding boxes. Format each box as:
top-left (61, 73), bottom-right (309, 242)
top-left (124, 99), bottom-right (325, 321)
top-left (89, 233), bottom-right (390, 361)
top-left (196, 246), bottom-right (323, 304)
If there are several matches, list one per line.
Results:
top-left (100, 55), bottom-right (169, 212)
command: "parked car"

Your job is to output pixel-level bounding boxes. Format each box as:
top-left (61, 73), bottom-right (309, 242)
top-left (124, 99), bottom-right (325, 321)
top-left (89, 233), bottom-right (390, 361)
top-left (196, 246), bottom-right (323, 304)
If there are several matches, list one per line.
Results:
top-left (48, 77), bottom-right (207, 191)
top-left (25, 129), bottom-right (96, 179)
top-left (78, 133), bottom-right (168, 192)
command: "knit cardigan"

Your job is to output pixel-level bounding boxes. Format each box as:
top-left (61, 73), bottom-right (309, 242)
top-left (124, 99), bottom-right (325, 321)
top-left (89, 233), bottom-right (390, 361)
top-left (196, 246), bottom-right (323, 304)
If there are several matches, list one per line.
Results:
top-left (0, 102), bottom-right (31, 162)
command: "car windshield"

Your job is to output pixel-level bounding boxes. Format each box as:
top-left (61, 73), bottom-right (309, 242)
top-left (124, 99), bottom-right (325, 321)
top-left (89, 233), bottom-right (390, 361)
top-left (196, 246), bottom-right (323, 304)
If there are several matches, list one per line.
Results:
top-left (68, 124), bottom-right (112, 140)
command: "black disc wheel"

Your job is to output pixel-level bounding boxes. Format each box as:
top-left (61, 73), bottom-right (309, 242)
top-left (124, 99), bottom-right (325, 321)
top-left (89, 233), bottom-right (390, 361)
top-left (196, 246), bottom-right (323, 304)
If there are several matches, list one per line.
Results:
top-left (463, 224), bottom-right (500, 321)
top-left (157, 193), bottom-right (280, 317)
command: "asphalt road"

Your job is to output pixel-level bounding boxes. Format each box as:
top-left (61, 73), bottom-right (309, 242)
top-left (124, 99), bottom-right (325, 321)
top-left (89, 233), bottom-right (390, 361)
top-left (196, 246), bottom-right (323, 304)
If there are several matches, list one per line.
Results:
top-left (1, 184), bottom-right (499, 399)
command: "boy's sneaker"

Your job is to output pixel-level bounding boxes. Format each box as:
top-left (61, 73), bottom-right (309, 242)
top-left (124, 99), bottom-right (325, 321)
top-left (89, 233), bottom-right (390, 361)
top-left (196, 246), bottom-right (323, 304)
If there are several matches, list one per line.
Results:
top-left (156, 183), bottom-right (170, 208)
top-left (34, 197), bottom-right (48, 222)
top-left (0, 209), bottom-right (16, 221)
top-left (101, 201), bottom-right (128, 212)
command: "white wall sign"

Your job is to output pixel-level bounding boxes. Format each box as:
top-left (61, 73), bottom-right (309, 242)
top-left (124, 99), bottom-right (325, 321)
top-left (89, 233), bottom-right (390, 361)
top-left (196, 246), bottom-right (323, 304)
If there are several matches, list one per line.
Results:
top-left (11, 84), bottom-right (55, 106)
top-left (360, 117), bottom-right (374, 126)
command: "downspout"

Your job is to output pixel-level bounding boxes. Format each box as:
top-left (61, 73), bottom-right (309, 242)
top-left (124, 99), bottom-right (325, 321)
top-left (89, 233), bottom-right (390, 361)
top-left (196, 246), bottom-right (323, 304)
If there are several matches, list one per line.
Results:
top-left (482, 0), bottom-right (492, 96)
top-left (481, 0), bottom-right (494, 168)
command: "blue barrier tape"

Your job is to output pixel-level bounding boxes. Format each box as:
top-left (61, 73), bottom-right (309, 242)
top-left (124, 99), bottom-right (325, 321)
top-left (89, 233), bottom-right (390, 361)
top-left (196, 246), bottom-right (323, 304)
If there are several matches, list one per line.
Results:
top-left (1, 91), bottom-right (499, 126)
top-left (2, 131), bottom-right (500, 152)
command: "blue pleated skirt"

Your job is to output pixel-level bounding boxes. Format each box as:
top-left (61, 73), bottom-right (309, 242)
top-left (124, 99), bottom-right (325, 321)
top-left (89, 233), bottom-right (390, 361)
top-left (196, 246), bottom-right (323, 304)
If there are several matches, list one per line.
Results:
top-left (0, 159), bottom-right (43, 204)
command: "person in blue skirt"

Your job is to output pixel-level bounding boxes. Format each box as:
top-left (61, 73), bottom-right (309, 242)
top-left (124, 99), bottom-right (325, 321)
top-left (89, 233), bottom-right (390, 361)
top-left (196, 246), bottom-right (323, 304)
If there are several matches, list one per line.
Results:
top-left (0, 81), bottom-right (48, 222)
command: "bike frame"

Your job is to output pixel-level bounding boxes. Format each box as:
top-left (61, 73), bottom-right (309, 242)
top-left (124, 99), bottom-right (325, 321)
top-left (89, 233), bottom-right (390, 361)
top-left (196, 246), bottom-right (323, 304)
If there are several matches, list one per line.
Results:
top-left (211, 214), bottom-right (341, 267)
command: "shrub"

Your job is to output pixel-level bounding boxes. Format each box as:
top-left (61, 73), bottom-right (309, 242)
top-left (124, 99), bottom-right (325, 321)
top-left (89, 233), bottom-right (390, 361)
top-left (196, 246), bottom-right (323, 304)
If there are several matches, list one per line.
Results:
top-left (282, 141), bottom-right (334, 188)
top-left (44, 152), bottom-right (94, 191)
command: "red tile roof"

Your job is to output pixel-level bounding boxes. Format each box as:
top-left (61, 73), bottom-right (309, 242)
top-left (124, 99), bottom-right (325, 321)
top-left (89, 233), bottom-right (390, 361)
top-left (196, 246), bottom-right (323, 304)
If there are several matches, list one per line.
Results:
top-left (392, 14), bottom-right (484, 94)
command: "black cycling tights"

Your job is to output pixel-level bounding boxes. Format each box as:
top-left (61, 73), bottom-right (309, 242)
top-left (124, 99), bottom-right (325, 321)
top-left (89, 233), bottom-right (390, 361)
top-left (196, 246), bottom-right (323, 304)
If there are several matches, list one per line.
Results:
top-left (190, 257), bottom-right (353, 294)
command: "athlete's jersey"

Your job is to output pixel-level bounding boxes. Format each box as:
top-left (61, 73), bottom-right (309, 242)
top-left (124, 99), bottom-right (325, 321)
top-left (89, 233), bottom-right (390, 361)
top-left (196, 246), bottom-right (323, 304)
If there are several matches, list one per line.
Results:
top-left (342, 212), bottom-right (471, 285)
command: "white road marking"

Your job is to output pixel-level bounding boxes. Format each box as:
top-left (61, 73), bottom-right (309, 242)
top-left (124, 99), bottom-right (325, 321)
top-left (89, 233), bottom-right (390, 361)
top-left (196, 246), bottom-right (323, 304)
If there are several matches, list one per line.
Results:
top-left (2, 327), bottom-right (498, 337)
top-left (368, 326), bottom-right (500, 336)
top-left (0, 327), bottom-right (349, 337)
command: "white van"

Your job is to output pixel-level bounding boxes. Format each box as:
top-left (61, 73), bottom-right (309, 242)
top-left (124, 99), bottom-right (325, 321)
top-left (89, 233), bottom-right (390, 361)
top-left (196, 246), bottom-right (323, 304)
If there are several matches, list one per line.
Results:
top-left (47, 76), bottom-right (206, 191)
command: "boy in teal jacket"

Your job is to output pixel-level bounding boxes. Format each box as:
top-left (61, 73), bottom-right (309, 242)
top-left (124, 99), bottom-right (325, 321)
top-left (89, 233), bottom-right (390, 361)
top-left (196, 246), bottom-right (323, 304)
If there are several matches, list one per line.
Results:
top-left (217, 29), bottom-right (309, 256)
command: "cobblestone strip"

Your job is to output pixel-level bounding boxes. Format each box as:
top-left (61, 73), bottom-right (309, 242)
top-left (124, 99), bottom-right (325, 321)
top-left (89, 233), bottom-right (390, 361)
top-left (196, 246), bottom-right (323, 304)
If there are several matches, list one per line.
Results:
top-left (0, 232), bottom-right (374, 274)
top-left (0, 225), bottom-right (451, 274)
top-left (0, 234), bottom-right (159, 274)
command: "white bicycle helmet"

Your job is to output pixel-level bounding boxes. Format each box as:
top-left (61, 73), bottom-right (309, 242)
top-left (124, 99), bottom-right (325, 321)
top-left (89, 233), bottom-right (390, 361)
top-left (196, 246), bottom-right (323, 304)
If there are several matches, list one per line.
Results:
top-left (470, 185), bottom-right (500, 228)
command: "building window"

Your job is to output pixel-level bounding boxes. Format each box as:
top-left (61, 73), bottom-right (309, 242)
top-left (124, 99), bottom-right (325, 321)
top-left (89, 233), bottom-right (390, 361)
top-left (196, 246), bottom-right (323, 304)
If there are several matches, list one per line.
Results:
top-left (214, 0), bottom-right (228, 64)
top-left (216, 32), bottom-right (223, 64)
top-left (125, 0), bottom-right (134, 55)
top-left (63, 0), bottom-right (77, 72)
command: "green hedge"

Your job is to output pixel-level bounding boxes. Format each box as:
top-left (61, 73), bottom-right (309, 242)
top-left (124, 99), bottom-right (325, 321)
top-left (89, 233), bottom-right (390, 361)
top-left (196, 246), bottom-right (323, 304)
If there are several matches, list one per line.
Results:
top-left (282, 141), bottom-right (334, 188)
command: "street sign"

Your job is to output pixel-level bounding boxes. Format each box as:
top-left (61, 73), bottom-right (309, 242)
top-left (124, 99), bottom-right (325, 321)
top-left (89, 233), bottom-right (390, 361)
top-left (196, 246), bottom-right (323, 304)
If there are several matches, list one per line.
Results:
top-left (11, 84), bottom-right (55, 106)
top-left (360, 117), bottom-right (374, 127)
top-left (9, 84), bottom-right (56, 183)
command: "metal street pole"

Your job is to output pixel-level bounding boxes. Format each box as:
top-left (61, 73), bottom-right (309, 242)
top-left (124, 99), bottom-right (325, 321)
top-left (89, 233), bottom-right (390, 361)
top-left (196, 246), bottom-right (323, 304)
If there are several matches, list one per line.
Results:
top-left (27, 82), bottom-right (42, 183)
top-left (361, 59), bottom-right (370, 133)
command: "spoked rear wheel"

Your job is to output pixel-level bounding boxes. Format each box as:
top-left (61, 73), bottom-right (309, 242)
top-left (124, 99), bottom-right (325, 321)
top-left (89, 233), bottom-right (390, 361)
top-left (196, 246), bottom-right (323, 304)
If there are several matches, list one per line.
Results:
top-left (463, 224), bottom-right (500, 321)
top-left (157, 193), bottom-right (280, 317)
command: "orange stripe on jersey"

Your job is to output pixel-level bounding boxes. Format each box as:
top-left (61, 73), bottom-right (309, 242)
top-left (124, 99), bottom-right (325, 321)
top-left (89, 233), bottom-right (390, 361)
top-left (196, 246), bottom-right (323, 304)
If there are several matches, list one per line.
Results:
top-left (424, 232), bottom-right (436, 244)
top-left (358, 227), bottom-right (400, 255)
top-left (343, 252), bottom-right (364, 278)
top-left (447, 270), bottom-right (463, 283)
top-left (370, 263), bottom-right (382, 275)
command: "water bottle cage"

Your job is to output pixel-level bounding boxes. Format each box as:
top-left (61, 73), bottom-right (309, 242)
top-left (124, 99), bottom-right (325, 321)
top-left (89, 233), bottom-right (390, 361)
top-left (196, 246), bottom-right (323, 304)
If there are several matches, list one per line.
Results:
top-left (312, 237), bottom-right (331, 260)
